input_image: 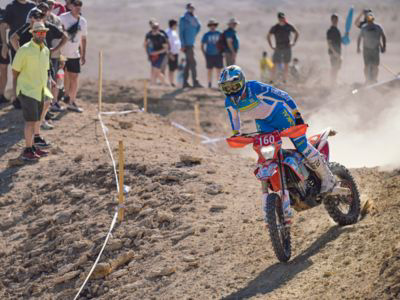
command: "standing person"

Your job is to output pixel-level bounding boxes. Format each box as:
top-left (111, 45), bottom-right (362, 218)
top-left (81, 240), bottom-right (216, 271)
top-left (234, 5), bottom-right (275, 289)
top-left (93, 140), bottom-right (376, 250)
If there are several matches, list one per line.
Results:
top-left (267, 12), bottom-right (299, 83)
top-left (12, 22), bottom-right (52, 161)
top-left (201, 19), bottom-right (223, 88)
top-left (1, 0), bottom-right (36, 108)
top-left (59, 0), bottom-right (87, 113)
top-left (0, 8), bottom-right (10, 105)
top-left (327, 14), bottom-right (342, 85)
top-left (259, 51), bottom-right (274, 83)
top-left (179, 3), bottom-right (202, 88)
top-left (166, 19), bottom-right (181, 87)
top-left (223, 18), bottom-right (239, 66)
top-left (357, 12), bottom-right (386, 84)
top-left (144, 22), bottom-right (168, 85)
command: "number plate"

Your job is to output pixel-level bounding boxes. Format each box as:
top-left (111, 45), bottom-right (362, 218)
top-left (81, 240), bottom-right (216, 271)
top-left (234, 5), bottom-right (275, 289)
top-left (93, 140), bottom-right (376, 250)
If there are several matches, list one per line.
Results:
top-left (254, 132), bottom-right (281, 147)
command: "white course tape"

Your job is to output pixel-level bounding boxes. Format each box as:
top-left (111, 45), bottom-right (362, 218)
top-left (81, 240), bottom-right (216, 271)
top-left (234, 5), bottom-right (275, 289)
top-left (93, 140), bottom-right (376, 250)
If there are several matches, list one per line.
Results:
top-left (352, 75), bottom-right (400, 94)
top-left (171, 121), bottom-right (211, 141)
top-left (73, 112), bottom-right (124, 299)
top-left (100, 109), bottom-right (143, 116)
top-left (201, 137), bottom-right (226, 144)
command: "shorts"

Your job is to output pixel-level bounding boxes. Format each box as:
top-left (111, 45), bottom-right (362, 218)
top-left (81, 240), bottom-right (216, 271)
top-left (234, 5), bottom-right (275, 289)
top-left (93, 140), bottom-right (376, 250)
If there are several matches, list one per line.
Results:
top-left (168, 54), bottom-right (178, 71)
top-left (18, 93), bottom-right (44, 122)
top-left (151, 53), bottom-right (165, 69)
top-left (0, 46), bottom-right (10, 65)
top-left (329, 54), bottom-right (342, 68)
top-left (65, 58), bottom-right (81, 73)
top-left (363, 47), bottom-right (380, 66)
top-left (206, 54), bottom-right (223, 69)
top-left (50, 58), bottom-right (60, 80)
top-left (272, 47), bottom-right (291, 64)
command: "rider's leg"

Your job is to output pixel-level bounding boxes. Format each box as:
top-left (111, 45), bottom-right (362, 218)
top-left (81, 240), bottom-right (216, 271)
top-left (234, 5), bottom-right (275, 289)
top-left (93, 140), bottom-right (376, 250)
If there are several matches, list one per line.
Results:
top-left (291, 135), bottom-right (336, 193)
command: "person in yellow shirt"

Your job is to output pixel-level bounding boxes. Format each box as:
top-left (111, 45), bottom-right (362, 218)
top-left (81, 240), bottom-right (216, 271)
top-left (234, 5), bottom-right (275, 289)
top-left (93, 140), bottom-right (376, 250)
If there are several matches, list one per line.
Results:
top-left (12, 22), bottom-right (53, 161)
top-left (260, 51), bottom-right (274, 83)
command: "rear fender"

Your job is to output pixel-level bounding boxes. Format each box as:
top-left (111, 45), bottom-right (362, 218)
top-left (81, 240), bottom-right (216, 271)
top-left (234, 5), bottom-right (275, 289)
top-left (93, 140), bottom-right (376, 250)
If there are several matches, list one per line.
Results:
top-left (254, 161), bottom-right (281, 191)
top-left (308, 127), bottom-right (336, 162)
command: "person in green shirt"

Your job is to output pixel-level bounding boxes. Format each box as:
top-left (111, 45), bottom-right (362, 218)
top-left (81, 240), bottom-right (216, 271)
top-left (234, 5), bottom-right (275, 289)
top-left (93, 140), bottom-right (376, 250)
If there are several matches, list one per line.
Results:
top-left (12, 22), bottom-right (53, 161)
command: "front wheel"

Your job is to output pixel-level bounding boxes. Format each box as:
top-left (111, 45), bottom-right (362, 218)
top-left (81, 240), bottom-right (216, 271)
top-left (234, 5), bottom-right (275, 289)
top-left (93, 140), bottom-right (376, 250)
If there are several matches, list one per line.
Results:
top-left (265, 193), bottom-right (291, 262)
top-left (324, 162), bottom-right (360, 225)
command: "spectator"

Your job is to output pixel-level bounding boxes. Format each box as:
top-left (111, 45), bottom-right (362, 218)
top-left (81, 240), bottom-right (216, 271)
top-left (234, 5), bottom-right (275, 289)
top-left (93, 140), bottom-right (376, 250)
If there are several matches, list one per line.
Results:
top-left (327, 14), bottom-right (342, 85)
top-left (12, 22), bottom-right (52, 161)
top-left (59, 0), bottom-right (87, 112)
top-left (0, 8), bottom-right (9, 105)
top-left (267, 12), bottom-right (299, 83)
top-left (144, 22), bottom-right (168, 85)
top-left (355, 8), bottom-right (372, 29)
top-left (357, 12), bottom-right (386, 84)
top-left (201, 19), bottom-right (223, 88)
top-left (166, 19), bottom-right (181, 87)
top-left (11, 7), bottom-right (67, 129)
top-left (223, 18), bottom-right (239, 66)
top-left (179, 3), bottom-right (202, 88)
top-left (259, 51), bottom-right (273, 83)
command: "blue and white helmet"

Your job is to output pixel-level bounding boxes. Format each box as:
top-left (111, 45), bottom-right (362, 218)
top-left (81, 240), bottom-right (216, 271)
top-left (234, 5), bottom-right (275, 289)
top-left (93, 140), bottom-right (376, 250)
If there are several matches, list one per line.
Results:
top-left (218, 65), bottom-right (246, 104)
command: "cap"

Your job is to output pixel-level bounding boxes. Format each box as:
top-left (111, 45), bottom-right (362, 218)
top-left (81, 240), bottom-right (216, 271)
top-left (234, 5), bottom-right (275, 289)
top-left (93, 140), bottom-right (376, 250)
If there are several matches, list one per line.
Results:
top-left (70, 0), bottom-right (83, 6)
top-left (207, 19), bottom-right (218, 26)
top-left (228, 17), bottom-right (239, 25)
top-left (277, 12), bottom-right (285, 18)
top-left (151, 22), bottom-right (160, 29)
top-left (331, 13), bottom-right (338, 19)
top-left (29, 8), bottom-right (45, 19)
top-left (186, 3), bottom-right (194, 9)
top-left (29, 22), bottom-right (49, 33)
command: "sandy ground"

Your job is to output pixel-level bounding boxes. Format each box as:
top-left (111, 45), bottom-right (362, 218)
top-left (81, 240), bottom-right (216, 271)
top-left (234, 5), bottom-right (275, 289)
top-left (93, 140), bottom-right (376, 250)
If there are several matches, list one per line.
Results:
top-left (1, 0), bottom-right (400, 299)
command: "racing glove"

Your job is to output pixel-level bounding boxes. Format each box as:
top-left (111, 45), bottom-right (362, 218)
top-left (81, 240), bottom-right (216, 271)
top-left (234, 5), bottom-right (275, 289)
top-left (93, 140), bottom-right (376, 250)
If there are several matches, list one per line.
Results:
top-left (294, 112), bottom-right (305, 125)
top-left (231, 130), bottom-right (241, 137)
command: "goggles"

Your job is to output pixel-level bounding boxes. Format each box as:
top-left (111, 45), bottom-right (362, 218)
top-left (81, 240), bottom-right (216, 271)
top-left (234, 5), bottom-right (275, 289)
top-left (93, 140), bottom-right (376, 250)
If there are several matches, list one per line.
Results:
top-left (33, 31), bottom-right (48, 37)
top-left (219, 80), bottom-right (243, 95)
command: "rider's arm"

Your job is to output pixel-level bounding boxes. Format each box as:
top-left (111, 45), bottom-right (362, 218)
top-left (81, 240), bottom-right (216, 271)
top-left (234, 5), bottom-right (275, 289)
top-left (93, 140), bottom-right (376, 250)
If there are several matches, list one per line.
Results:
top-left (226, 97), bottom-right (240, 135)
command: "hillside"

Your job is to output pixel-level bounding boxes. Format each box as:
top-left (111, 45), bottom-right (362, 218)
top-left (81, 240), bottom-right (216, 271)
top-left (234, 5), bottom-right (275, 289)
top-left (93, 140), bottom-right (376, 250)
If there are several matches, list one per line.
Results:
top-left (0, 82), bottom-right (399, 299)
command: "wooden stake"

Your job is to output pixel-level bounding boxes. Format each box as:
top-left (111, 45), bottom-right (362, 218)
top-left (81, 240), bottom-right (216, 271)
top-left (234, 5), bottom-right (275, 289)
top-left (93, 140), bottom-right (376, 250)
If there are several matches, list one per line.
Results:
top-left (143, 79), bottom-right (148, 112)
top-left (194, 102), bottom-right (201, 142)
top-left (118, 140), bottom-right (125, 222)
top-left (98, 50), bottom-right (103, 112)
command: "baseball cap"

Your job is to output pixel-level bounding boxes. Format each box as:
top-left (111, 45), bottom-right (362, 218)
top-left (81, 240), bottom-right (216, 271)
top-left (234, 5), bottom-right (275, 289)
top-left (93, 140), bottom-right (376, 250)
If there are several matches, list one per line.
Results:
top-left (186, 3), bottom-right (194, 9)
top-left (29, 8), bottom-right (45, 19)
top-left (366, 12), bottom-right (375, 21)
top-left (228, 17), bottom-right (239, 25)
top-left (207, 19), bottom-right (218, 26)
top-left (277, 12), bottom-right (285, 18)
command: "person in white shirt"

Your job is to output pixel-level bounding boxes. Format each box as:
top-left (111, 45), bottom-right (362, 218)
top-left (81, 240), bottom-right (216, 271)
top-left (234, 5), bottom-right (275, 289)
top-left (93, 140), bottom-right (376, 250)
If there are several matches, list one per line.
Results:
top-left (59, 0), bottom-right (86, 113)
top-left (166, 19), bottom-right (181, 87)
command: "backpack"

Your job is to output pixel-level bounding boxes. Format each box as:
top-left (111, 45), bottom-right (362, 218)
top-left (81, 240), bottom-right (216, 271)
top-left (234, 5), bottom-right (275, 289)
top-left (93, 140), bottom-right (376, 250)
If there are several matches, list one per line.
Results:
top-left (216, 32), bottom-right (226, 54)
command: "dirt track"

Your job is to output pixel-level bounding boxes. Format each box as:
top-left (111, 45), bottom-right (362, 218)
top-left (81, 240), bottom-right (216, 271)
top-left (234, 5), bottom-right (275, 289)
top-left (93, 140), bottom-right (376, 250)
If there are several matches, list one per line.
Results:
top-left (0, 82), bottom-right (399, 300)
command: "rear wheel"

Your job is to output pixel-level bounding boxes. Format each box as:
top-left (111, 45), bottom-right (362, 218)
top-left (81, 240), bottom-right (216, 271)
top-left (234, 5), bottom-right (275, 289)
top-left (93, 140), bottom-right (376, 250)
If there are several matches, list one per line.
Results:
top-left (324, 162), bottom-right (360, 225)
top-left (266, 193), bottom-right (291, 262)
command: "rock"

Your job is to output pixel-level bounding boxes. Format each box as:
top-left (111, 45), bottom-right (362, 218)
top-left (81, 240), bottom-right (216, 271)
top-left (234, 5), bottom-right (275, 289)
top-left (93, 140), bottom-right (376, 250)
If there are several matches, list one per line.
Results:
top-left (91, 263), bottom-right (112, 279)
top-left (179, 154), bottom-right (202, 165)
top-left (22, 191), bottom-right (32, 201)
top-left (213, 245), bottom-right (221, 252)
top-left (73, 154), bottom-right (84, 163)
top-left (109, 269), bottom-right (129, 280)
top-left (145, 167), bottom-right (162, 177)
top-left (148, 267), bottom-right (176, 278)
top-left (205, 184), bottom-right (223, 195)
top-left (50, 146), bottom-right (64, 155)
top-left (182, 255), bottom-right (197, 263)
top-left (124, 280), bottom-right (146, 291)
top-left (139, 208), bottom-right (154, 218)
top-left (27, 220), bottom-right (50, 237)
top-left (119, 121), bottom-right (133, 129)
top-left (53, 211), bottom-right (71, 224)
top-left (171, 228), bottom-right (195, 244)
top-left (209, 205), bottom-right (227, 212)
top-left (156, 211), bottom-right (174, 223)
top-left (53, 270), bottom-right (81, 285)
top-left (126, 203), bottom-right (142, 215)
top-left (109, 250), bottom-right (135, 271)
top-left (108, 239), bottom-right (123, 251)
top-left (69, 188), bottom-right (85, 199)
top-left (145, 182), bottom-right (160, 193)
top-left (8, 158), bottom-right (24, 168)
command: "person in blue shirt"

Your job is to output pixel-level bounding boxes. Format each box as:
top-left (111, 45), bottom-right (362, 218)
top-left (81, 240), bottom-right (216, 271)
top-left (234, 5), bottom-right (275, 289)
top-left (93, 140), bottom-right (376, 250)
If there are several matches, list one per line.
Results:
top-left (218, 65), bottom-right (337, 222)
top-left (223, 18), bottom-right (240, 66)
top-left (201, 19), bottom-right (223, 88)
top-left (179, 3), bottom-right (202, 88)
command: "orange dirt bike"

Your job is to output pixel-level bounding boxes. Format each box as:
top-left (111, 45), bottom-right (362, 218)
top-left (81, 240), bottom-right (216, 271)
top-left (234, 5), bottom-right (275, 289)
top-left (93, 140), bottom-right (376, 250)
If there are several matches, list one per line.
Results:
top-left (227, 124), bottom-right (360, 262)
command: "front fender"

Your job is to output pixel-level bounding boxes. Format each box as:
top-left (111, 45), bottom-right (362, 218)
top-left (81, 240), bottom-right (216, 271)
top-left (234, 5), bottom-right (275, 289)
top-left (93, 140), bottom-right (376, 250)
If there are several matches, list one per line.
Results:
top-left (254, 161), bottom-right (281, 191)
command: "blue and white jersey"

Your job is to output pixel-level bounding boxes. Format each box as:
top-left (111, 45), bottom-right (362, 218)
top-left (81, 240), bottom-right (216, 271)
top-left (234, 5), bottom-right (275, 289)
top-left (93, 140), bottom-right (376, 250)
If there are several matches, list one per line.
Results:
top-left (225, 81), bottom-right (299, 133)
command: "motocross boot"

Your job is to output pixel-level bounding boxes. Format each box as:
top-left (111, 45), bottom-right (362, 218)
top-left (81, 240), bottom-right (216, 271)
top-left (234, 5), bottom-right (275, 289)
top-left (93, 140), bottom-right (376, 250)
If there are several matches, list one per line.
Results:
top-left (307, 152), bottom-right (336, 194)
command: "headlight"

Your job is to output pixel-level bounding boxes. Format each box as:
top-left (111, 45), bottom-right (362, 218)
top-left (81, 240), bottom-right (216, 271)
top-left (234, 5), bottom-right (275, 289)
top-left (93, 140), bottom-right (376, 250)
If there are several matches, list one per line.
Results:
top-left (261, 145), bottom-right (275, 160)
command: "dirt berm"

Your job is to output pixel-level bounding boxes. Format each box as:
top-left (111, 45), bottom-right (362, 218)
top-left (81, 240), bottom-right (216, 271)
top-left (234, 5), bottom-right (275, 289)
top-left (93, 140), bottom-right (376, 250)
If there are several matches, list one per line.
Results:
top-left (0, 82), bottom-right (399, 300)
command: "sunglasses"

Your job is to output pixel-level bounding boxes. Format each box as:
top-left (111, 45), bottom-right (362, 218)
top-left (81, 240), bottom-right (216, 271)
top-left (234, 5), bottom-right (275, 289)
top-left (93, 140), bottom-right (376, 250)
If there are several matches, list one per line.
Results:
top-left (34, 31), bottom-right (47, 37)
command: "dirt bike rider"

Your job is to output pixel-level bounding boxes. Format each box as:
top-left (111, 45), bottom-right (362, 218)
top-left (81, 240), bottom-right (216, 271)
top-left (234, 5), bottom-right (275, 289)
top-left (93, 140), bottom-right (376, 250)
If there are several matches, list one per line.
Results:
top-left (218, 65), bottom-right (337, 221)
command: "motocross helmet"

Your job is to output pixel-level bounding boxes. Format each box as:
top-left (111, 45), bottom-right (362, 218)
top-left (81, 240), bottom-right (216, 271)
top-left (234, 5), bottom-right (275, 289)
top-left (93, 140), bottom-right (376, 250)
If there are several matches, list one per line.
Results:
top-left (218, 65), bottom-right (246, 105)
